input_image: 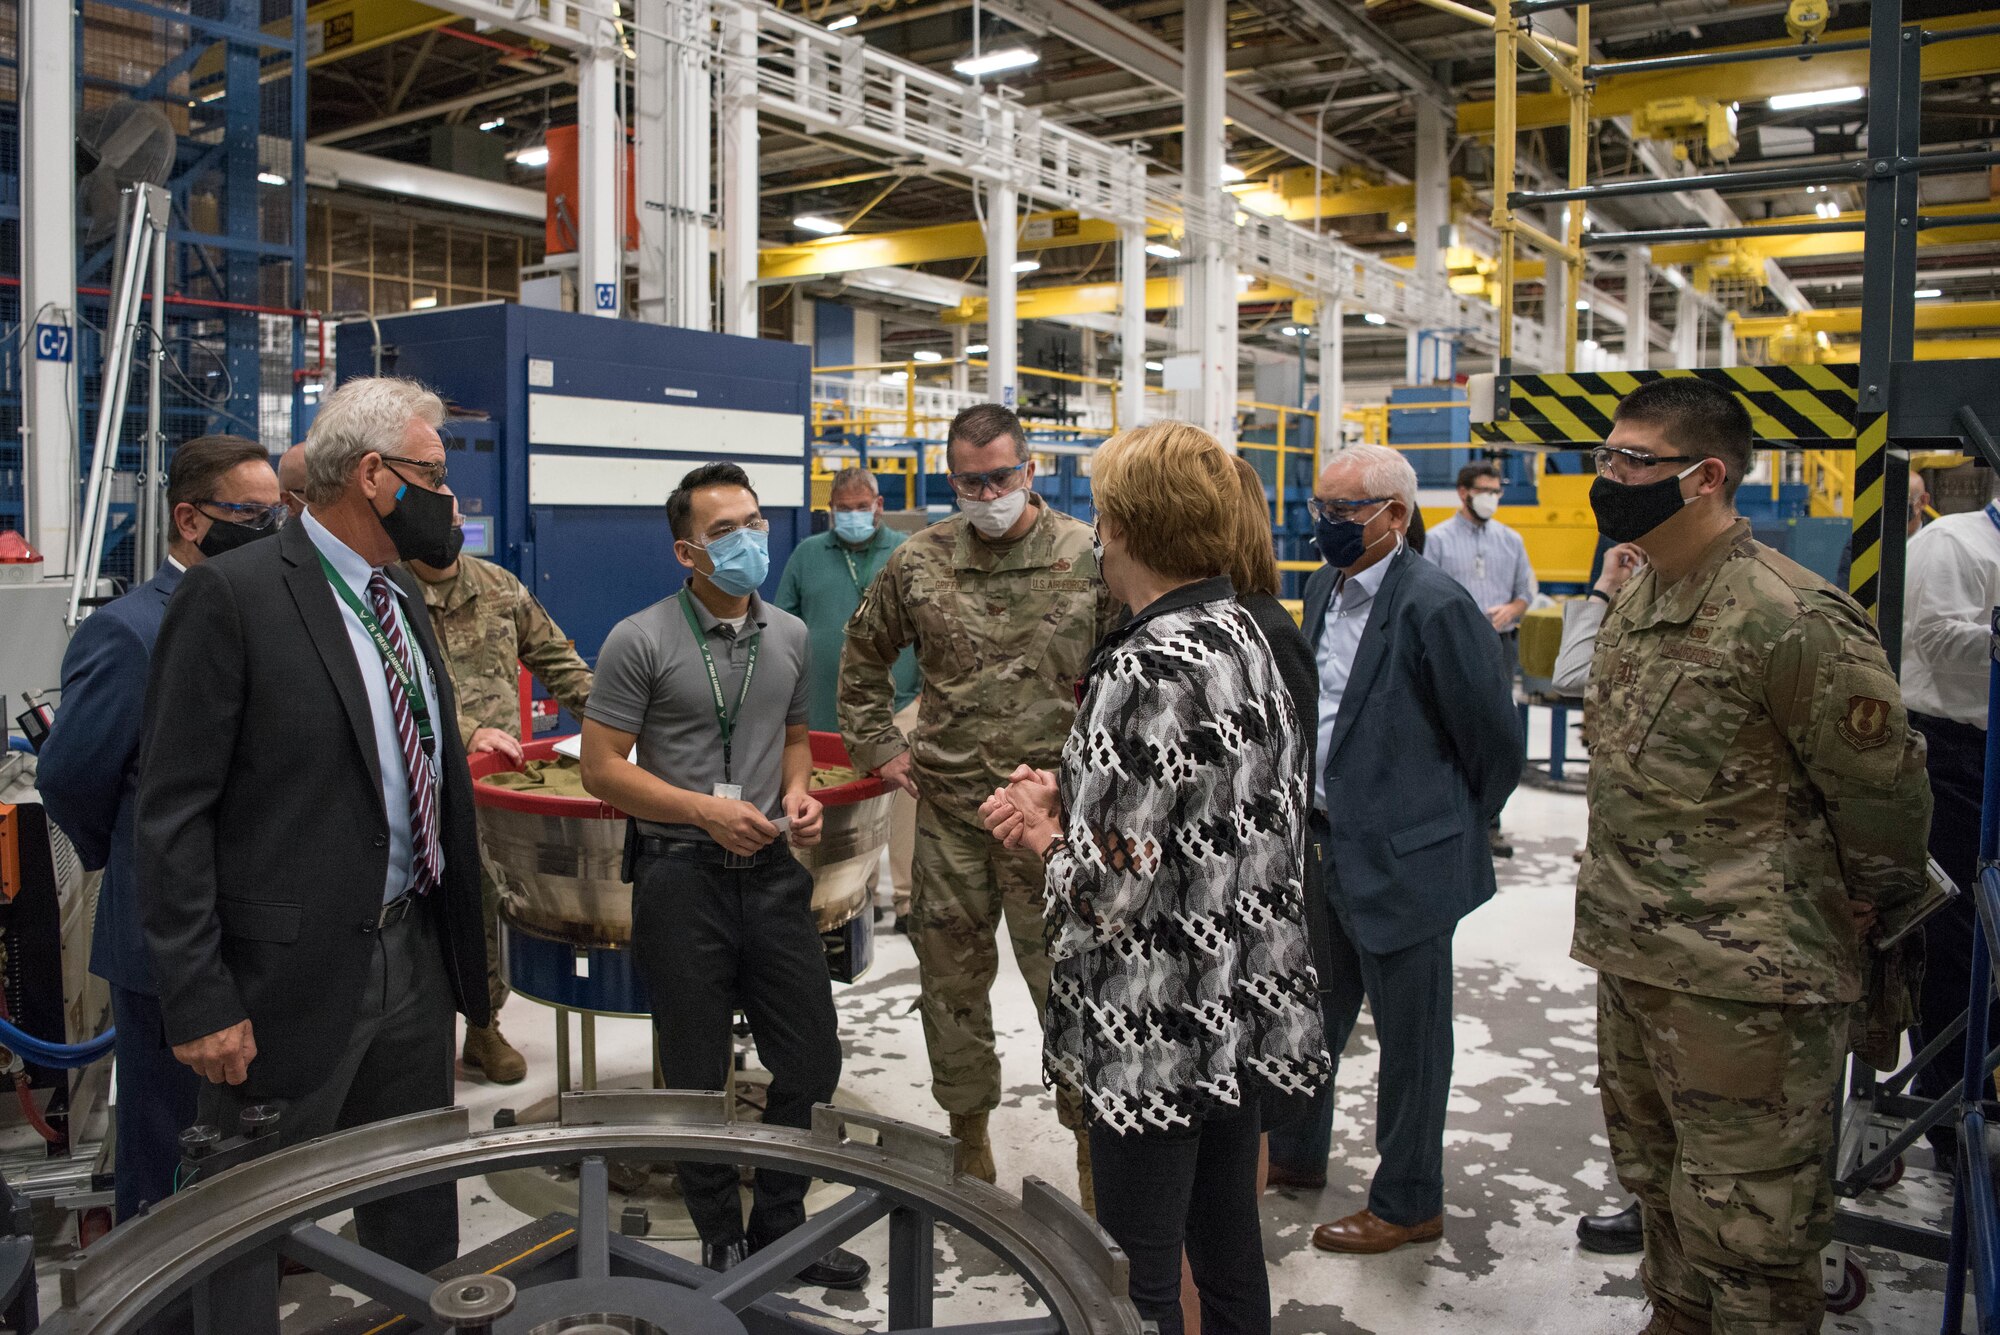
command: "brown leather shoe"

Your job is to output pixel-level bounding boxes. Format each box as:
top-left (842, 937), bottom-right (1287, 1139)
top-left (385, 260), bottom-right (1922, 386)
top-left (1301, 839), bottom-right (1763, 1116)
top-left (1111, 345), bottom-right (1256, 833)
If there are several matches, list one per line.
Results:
top-left (1265, 1162), bottom-right (1328, 1192)
top-left (1311, 1209), bottom-right (1443, 1254)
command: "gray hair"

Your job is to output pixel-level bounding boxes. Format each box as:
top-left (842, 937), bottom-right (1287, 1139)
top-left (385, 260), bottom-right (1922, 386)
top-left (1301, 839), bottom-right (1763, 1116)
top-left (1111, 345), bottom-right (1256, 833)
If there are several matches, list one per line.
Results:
top-left (303, 376), bottom-right (447, 505)
top-left (1321, 444), bottom-right (1418, 516)
top-left (829, 466), bottom-right (879, 499)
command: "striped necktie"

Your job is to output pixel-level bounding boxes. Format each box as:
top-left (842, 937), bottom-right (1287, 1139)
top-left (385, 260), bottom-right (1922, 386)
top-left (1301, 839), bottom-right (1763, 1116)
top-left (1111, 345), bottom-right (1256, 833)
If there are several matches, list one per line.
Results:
top-left (366, 571), bottom-right (443, 894)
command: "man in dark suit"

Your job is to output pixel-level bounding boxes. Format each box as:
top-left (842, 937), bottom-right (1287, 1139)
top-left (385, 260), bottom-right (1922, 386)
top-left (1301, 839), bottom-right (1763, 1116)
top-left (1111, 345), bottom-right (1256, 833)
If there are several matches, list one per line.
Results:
top-left (1268, 444), bottom-right (1521, 1256)
top-left (137, 376), bottom-right (487, 1273)
top-left (38, 434), bottom-right (283, 1222)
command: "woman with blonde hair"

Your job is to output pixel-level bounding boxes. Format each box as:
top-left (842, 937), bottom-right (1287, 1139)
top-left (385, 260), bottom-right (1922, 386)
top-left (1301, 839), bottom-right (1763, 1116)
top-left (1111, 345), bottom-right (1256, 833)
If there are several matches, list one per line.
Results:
top-left (982, 422), bottom-right (1326, 1335)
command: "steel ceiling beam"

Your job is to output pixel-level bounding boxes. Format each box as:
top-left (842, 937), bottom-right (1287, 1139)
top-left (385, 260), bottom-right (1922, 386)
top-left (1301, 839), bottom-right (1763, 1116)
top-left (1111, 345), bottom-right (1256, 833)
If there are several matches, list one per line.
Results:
top-left (1733, 299), bottom-right (2000, 339)
top-left (1282, 0), bottom-right (1451, 106)
top-left (760, 212), bottom-right (1163, 281)
top-left (310, 70), bottom-right (575, 145)
top-left (981, 0), bottom-right (1387, 172)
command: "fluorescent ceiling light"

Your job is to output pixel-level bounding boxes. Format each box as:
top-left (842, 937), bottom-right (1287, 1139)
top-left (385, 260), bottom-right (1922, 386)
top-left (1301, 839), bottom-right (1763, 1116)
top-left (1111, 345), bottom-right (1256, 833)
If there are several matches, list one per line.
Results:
top-left (1581, 337), bottom-right (1598, 350)
top-left (1914, 288), bottom-right (1943, 298)
top-left (793, 215), bottom-right (845, 235)
top-left (883, 370), bottom-right (908, 382)
top-left (826, 14), bottom-right (858, 29)
top-left (1575, 300), bottom-right (1590, 311)
top-left (1237, 273), bottom-right (1256, 291)
top-left (411, 295), bottom-right (438, 310)
top-left (480, 117), bottom-right (506, 132)
top-left (1814, 200), bottom-right (1840, 219)
top-left (965, 343), bottom-right (989, 354)
top-left (1220, 164), bottom-right (1247, 183)
top-left (257, 171), bottom-right (288, 187)
top-left (1362, 312), bottom-right (1388, 325)
top-left (512, 144), bottom-right (550, 168)
top-left (1767, 85), bottom-right (1862, 111)
top-left (913, 349), bottom-right (943, 362)
top-left (954, 47), bottom-right (1038, 77)
top-left (1145, 243), bottom-right (1181, 259)
top-left (1145, 361), bottom-right (1165, 371)
top-left (1394, 220), bottom-right (1409, 233)
top-left (1011, 259), bottom-right (1041, 274)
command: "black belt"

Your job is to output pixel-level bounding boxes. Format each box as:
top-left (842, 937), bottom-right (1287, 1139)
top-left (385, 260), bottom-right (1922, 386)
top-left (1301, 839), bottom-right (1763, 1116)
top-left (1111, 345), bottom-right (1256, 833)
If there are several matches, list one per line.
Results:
top-left (634, 834), bottom-right (788, 868)
top-left (362, 893), bottom-right (418, 934)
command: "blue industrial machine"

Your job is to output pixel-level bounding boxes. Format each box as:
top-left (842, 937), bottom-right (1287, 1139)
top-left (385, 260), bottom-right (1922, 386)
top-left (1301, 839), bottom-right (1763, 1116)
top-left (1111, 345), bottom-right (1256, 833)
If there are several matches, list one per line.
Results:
top-left (336, 304), bottom-right (814, 680)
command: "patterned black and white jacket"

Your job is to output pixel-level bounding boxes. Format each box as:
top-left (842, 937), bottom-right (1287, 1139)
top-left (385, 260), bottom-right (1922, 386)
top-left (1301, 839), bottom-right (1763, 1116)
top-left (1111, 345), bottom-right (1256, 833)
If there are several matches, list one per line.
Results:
top-left (1041, 576), bottom-right (1329, 1134)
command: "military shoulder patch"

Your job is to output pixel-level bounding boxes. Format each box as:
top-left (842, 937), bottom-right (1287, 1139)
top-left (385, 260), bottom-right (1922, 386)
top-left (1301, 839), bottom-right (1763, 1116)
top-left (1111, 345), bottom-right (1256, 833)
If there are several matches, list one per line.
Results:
top-left (1836, 694), bottom-right (1892, 750)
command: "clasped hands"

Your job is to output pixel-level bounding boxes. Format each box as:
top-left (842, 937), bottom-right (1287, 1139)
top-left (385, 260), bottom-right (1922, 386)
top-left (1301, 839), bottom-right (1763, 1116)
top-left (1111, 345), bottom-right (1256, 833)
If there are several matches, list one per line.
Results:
top-left (978, 765), bottom-right (1063, 855)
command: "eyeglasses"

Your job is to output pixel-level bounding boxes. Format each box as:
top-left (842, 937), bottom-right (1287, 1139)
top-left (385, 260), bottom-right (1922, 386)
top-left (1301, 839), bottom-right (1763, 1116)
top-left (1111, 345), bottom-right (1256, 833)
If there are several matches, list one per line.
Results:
top-left (1591, 446), bottom-right (1697, 480)
top-left (196, 499), bottom-right (289, 531)
top-left (946, 461), bottom-right (1029, 499)
top-left (381, 454), bottom-right (449, 490)
top-left (1307, 496), bottom-right (1390, 525)
top-left (686, 517), bottom-right (771, 547)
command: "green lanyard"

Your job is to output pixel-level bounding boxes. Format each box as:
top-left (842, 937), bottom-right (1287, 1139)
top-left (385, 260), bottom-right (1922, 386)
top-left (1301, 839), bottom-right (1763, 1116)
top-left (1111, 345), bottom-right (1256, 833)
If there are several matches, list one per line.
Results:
top-left (316, 551), bottom-right (436, 753)
top-left (678, 588), bottom-right (759, 780)
top-left (841, 548), bottom-right (864, 594)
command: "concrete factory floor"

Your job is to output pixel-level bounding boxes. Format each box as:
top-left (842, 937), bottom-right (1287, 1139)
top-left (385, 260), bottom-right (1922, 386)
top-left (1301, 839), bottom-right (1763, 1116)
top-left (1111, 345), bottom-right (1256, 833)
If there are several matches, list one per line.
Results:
top-left (35, 712), bottom-right (1953, 1331)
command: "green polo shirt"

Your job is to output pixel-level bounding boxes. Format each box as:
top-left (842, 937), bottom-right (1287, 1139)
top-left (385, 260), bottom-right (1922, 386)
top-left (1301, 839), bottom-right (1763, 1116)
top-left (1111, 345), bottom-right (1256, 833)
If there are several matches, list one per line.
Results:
top-left (775, 524), bottom-right (921, 732)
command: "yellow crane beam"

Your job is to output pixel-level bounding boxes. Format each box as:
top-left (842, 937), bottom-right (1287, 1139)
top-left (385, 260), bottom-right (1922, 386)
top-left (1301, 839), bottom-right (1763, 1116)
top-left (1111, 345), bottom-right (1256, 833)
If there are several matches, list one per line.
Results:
top-left (1458, 10), bottom-right (2000, 135)
top-left (760, 212), bottom-right (1162, 282)
top-left (1782, 337), bottom-right (2000, 364)
top-left (1735, 299), bottom-right (2000, 340)
top-left (1650, 200), bottom-right (2000, 266)
top-left (191, 0), bottom-right (459, 91)
top-left (939, 276), bottom-right (1298, 323)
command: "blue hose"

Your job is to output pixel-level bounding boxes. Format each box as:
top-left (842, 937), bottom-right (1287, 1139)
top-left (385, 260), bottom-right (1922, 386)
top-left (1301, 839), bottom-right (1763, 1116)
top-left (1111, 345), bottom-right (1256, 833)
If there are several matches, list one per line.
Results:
top-left (0, 1015), bottom-right (115, 1070)
top-left (4, 736), bottom-right (31, 754)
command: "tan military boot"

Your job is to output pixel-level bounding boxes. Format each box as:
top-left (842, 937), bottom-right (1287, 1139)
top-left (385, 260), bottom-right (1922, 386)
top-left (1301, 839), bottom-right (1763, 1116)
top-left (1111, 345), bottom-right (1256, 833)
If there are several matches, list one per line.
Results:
top-left (949, 1112), bottom-right (997, 1183)
top-left (1074, 1130), bottom-right (1096, 1216)
top-left (462, 1023), bottom-right (527, 1084)
top-left (1635, 1302), bottom-right (1709, 1335)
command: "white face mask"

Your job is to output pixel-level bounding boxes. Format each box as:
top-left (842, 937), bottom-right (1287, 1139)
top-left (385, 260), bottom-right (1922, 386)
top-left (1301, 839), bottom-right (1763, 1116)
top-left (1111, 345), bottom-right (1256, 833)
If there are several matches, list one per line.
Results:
top-left (959, 486), bottom-right (1030, 538)
top-left (1470, 492), bottom-right (1501, 521)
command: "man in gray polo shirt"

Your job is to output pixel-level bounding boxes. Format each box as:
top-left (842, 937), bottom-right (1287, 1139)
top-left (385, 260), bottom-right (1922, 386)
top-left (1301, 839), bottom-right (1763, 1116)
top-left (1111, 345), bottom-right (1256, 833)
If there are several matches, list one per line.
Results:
top-left (579, 462), bottom-right (867, 1290)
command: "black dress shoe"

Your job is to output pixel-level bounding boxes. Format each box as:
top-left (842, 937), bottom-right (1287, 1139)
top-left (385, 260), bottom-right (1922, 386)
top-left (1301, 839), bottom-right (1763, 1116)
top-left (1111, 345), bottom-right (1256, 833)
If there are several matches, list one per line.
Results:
top-left (1577, 1201), bottom-right (1643, 1255)
top-left (703, 1238), bottom-right (752, 1272)
top-left (795, 1245), bottom-right (870, 1291)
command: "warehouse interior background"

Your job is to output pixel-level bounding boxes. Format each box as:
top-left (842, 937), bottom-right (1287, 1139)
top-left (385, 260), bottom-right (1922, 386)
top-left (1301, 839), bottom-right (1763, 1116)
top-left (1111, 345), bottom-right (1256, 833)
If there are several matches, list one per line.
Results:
top-left (0, 0), bottom-right (1997, 1330)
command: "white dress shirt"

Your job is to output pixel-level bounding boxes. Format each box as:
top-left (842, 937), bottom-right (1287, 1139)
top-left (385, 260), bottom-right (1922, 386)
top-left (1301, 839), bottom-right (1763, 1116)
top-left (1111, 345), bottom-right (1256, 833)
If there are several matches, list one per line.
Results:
top-left (1314, 545), bottom-right (1399, 811)
top-left (1901, 504), bottom-right (2000, 729)
top-left (301, 509), bottom-right (446, 902)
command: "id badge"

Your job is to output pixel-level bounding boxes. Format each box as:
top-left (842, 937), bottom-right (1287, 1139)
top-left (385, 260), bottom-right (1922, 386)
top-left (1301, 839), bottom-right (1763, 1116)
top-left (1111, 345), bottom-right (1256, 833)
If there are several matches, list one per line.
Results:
top-left (713, 783), bottom-right (743, 801)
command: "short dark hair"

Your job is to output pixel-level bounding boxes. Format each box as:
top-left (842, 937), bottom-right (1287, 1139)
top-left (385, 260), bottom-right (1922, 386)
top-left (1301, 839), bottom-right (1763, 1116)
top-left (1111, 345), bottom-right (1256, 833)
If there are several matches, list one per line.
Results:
top-left (1613, 377), bottom-right (1753, 499)
top-left (168, 434), bottom-right (269, 509)
top-left (946, 404), bottom-right (1027, 470)
top-left (666, 462), bottom-right (758, 541)
top-left (1457, 462), bottom-right (1502, 491)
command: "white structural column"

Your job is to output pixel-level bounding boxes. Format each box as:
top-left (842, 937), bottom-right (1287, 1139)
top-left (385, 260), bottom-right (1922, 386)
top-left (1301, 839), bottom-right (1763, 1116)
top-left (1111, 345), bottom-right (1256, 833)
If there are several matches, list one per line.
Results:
top-left (1671, 280), bottom-right (1702, 367)
top-left (985, 115), bottom-right (1019, 408)
top-left (1413, 100), bottom-right (1449, 286)
top-left (1118, 219), bottom-right (1146, 431)
top-left (1182, 0), bottom-right (1235, 443)
top-left (1316, 301), bottom-right (1344, 462)
top-left (637, 0), bottom-right (715, 328)
top-left (576, 7), bottom-right (624, 318)
top-left (952, 326), bottom-right (970, 394)
top-left (717, 2), bottom-right (759, 335)
top-left (1542, 209), bottom-right (1570, 371)
top-left (1624, 246), bottom-right (1652, 371)
top-left (22, 0), bottom-right (76, 574)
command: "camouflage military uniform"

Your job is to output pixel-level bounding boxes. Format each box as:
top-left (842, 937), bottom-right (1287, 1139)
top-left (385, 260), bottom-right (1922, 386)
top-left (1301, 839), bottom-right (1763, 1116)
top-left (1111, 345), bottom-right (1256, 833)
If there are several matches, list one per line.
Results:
top-left (417, 555), bottom-right (594, 1013)
top-left (1575, 518), bottom-right (1931, 1335)
top-left (839, 495), bottom-right (1119, 1125)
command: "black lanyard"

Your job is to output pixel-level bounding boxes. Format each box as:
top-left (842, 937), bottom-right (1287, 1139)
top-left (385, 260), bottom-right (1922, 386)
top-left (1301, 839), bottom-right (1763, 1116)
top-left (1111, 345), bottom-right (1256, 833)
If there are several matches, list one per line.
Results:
top-left (679, 588), bottom-right (759, 780)
top-left (317, 552), bottom-right (435, 754)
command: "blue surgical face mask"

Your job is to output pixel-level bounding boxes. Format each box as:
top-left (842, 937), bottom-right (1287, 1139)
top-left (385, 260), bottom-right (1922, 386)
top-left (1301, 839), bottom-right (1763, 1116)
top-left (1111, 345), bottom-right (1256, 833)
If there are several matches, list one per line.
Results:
top-left (831, 509), bottom-right (876, 544)
top-left (693, 527), bottom-right (770, 597)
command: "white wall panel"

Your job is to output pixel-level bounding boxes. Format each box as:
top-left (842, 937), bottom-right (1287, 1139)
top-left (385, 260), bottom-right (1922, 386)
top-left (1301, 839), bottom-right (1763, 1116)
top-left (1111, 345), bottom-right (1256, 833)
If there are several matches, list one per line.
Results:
top-left (527, 393), bottom-right (805, 459)
top-left (529, 454), bottom-right (806, 509)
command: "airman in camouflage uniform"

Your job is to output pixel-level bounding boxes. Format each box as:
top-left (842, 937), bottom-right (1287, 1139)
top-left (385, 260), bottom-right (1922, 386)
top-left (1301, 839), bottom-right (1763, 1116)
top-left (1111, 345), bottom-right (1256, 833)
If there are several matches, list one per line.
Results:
top-left (411, 549), bottom-right (594, 1084)
top-left (1576, 379), bottom-right (1931, 1335)
top-left (838, 405), bottom-right (1119, 1201)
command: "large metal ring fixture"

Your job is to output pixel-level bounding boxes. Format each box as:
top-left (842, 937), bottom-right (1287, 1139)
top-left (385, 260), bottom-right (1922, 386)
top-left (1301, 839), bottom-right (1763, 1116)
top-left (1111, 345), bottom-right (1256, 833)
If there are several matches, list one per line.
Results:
top-left (42, 1091), bottom-right (1142, 1335)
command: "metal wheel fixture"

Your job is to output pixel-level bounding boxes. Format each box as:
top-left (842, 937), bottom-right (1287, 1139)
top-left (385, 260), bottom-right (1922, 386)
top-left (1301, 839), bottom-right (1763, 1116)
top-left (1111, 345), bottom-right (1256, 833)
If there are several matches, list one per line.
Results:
top-left (43, 1090), bottom-right (1141, 1335)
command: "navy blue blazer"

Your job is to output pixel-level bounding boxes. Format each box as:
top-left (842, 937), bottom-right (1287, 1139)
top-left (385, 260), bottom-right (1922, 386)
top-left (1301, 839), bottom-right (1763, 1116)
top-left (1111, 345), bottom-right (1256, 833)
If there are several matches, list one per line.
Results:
top-left (38, 562), bottom-right (184, 994)
top-left (1303, 546), bottom-right (1523, 955)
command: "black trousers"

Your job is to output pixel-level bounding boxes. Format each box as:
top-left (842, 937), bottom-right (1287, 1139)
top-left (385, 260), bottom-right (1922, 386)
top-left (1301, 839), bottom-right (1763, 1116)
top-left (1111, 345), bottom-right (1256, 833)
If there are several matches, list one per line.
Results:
top-left (631, 844), bottom-right (842, 1247)
top-left (110, 984), bottom-right (201, 1222)
top-left (1090, 1101), bottom-right (1268, 1335)
top-left (1910, 711), bottom-right (1995, 1157)
top-left (192, 905), bottom-right (458, 1273)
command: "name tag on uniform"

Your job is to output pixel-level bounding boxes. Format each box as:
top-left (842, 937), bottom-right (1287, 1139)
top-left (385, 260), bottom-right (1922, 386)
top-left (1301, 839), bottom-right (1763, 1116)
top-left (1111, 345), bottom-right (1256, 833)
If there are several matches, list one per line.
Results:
top-left (1660, 640), bottom-right (1726, 669)
top-left (1032, 577), bottom-right (1093, 592)
top-left (713, 783), bottom-right (743, 801)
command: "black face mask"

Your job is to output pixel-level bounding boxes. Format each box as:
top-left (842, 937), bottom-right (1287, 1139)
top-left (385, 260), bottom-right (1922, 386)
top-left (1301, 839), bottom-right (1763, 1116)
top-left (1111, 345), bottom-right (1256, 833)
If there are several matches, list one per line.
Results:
top-left (377, 474), bottom-right (460, 567)
top-left (1589, 464), bottom-right (1698, 544)
top-left (196, 519), bottom-right (277, 559)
